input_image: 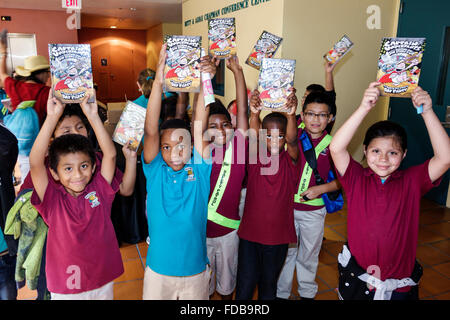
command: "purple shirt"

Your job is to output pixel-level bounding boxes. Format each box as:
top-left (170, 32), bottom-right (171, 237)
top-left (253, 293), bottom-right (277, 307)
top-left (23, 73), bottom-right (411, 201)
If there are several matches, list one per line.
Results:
top-left (238, 150), bottom-right (299, 245)
top-left (31, 169), bottom-right (124, 294)
top-left (294, 128), bottom-right (334, 211)
top-left (338, 157), bottom-right (441, 292)
top-left (207, 130), bottom-right (247, 238)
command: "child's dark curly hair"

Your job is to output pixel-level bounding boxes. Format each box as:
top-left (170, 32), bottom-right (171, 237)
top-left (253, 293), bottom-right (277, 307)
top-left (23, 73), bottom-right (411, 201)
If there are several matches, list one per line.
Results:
top-left (49, 134), bottom-right (96, 172)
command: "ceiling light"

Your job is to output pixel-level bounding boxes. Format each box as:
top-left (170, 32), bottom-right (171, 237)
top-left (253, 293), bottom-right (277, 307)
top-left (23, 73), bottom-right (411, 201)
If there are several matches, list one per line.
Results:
top-left (110, 26), bottom-right (117, 29)
top-left (130, 8), bottom-right (136, 11)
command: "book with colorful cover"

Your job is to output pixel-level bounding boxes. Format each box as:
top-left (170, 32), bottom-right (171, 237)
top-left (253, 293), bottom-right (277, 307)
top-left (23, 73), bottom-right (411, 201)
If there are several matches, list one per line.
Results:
top-left (257, 58), bottom-right (296, 112)
top-left (48, 44), bottom-right (95, 103)
top-left (112, 100), bottom-right (147, 152)
top-left (208, 18), bottom-right (236, 59)
top-left (246, 31), bottom-right (283, 70)
top-left (164, 35), bottom-right (201, 92)
top-left (376, 37), bottom-right (426, 97)
top-left (323, 34), bottom-right (354, 65)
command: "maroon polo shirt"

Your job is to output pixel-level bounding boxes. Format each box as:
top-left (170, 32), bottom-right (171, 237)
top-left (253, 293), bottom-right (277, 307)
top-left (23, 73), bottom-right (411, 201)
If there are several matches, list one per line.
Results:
top-left (338, 157), bottom-right (441, 292)
top-left (207, 130), bottom-right (248, 238)
top-left (31, 167), bottom-right (124, 294)
top-left (294, 127), bottom-right (334, 211)
top-left (238, 149), bottom-right (299, 245)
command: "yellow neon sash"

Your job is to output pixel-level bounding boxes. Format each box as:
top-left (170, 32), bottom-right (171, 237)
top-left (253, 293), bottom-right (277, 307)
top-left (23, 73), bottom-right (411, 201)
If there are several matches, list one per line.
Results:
top-left (208, 141), bottom-right (240, 229)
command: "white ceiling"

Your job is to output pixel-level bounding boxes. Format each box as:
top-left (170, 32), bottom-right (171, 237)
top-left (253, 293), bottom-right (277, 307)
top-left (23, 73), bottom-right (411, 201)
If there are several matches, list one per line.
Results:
top-left (0, 0), bottom-right (182, 29)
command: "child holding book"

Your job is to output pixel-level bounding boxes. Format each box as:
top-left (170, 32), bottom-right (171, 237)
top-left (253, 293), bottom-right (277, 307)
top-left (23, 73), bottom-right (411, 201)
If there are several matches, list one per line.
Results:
top-left (141, 45), bottom-right (215, 300)
top-left (330, 83), bottom-right (450, 300)
top-left (29, 93), bottom-right (124, 299)
top-left (300, 61), bottom-right (337, 134)
top-left (235, 88), bottom-right (300, 300)
top-left (277, 91), bottom-right (340, 300)
top-left (206, 55), bottom-right (248, 300)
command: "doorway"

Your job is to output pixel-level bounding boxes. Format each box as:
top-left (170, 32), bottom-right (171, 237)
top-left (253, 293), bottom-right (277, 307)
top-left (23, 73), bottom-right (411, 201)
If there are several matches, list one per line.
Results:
top-left (388, 0), bottom-right (450, 205)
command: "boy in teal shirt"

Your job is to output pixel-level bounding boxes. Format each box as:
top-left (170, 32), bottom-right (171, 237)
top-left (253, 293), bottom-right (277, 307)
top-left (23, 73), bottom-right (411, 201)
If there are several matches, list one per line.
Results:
top-left (141, 45), bottom-right (217, 300)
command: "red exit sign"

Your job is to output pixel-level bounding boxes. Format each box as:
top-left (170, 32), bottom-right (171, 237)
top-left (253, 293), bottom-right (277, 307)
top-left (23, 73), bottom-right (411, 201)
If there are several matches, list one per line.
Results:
top-left (62, 0), bottom-right (82, 10)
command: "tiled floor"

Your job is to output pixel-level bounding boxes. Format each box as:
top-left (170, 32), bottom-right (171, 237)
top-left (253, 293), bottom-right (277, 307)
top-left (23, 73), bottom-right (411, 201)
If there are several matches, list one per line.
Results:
top-left (17, 198), bottom-right (450, 300)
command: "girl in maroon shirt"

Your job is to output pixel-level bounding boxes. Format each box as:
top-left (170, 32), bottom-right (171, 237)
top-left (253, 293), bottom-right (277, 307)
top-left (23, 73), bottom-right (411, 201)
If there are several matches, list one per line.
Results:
top-left (330, 82), bottom-right (450, 300)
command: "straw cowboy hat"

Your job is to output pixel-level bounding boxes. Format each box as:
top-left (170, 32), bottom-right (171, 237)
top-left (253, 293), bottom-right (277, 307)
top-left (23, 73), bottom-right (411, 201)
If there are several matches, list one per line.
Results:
top-left (15, 55), bottom-right (50, 77)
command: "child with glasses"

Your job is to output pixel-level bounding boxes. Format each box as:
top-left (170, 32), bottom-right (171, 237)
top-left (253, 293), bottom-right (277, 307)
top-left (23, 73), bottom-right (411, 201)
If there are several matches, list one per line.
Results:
top-left (277, 91), bottom-right (340, 300)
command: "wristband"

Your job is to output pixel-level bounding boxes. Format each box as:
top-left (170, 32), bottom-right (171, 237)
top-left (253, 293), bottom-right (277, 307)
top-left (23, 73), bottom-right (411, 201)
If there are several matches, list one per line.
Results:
top-left (417, 104), bottom-right (423, 114)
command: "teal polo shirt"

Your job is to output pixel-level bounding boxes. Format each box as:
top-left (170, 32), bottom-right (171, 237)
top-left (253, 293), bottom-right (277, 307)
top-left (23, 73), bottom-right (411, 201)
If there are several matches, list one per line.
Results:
top-left (142, 148), bottom-right (212, 276)
top-left (132, 94), bottom-right (149, 109)
top-left (0, 228), bottom-right (7, 253)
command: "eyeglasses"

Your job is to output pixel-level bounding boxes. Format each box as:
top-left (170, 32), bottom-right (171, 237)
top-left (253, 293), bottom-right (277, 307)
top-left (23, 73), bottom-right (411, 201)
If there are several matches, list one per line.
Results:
top-left (304, 111), bottom-right (330, 120)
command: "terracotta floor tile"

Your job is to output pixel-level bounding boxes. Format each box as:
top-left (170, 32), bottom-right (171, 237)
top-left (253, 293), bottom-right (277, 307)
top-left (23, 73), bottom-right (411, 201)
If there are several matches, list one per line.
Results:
top-left (119, 244), bottom-right (141, 261)
top-left (418, 286), bottom-right (435, 299)
top-left (419, 209), bottom-right (450, 225)
top-left (418, 226), bottom-right (446, 244)
top-left (322, 240), bottom-right (345, 258)
top-left (323, 227), bottom-right (346, 241)
top-left (416, 244), bottom-right (450, 267)
top-left (434, 291), bottom-right (450, 300)
top-left (316, 264), bottom-right (339, 290)
top-left (114, 279), bottom-right (143, 300)
top-left (330, 224), bottom-right (347, 239)
top-left (430, 239), bottom-right (450, 255)
top-left (432, 262), bottom-right (450, 279)
top-left (315, 289), bottom-right (339, 300)
top-left (425, 222), bottom-right (450, 238)
top-left (420, 267), bottom-right (450, 296)
top-left (325, 212), bottom-right (347, 226)
top-left (137, 241), bottom-right (148, 258)
top-left (115, 258), bottom-right (144, 283)
top-left (319, 247), bottom-right (338, 266)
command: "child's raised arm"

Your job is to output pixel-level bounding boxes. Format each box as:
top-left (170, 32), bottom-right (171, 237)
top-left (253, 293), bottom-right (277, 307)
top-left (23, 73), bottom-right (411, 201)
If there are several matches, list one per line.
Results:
top-left (119, 142), bottom-right (137, 196)
top-left (226, 55), bottom-right (249, 132)
top-left (324, 61), bottom-right (336, 92)
top-left (330, 82), bottom-right (381, 176)
top-left (80, 95), bottom-right (116, 184)
top-left (411, 87), bottom-right (450, 182)
top-left (192, 55), bottom-right (218, 160)
top-left (143, 44), bottom-right (166, 164)
top-left (249, 89), bottom-right (262, 133)
top-left (284, 89), bottom-right (300, 163)
top-left (175, 92), bottom-right (189, 120)
top-left (30, 93), bottom-right (65, 201)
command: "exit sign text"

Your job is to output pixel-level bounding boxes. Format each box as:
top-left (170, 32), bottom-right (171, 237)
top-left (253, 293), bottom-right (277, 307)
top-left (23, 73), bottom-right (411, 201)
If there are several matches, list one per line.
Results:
top-left (62, 0), bottom-right (82, 10)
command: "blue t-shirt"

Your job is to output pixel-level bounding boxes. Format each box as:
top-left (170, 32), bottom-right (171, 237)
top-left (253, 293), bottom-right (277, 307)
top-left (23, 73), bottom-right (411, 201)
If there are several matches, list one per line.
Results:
top-left (142, 148), bottom-right (212, 276)
top-left (0, 228), bottom-right (7, 253)
top-left (133, 94), bottom-right (148, 109)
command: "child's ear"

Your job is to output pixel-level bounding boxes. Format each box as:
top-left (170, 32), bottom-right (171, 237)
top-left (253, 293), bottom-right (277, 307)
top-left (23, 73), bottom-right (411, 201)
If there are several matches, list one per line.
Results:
top-left (402, 149), bottom-right (407, 160)
top-left (49, 168), bottom-right (60, 181)
top-left (327, 114), bottom-right (333, 124)
top-left (91, 163), bottom-right (96, 174)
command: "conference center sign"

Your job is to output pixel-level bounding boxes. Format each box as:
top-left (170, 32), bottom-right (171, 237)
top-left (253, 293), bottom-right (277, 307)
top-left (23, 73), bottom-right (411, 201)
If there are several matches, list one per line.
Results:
top-left (184, 0), bottom-right (271, 27)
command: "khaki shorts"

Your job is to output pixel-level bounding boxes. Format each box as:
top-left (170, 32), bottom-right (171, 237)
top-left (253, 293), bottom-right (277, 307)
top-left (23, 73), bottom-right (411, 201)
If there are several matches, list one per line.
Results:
top-left (50, 281), bottom-right (114, 300)
top-left (207, 229), bottom-right (239, 296)
top-left (142, 266), bottom-right (210, 300)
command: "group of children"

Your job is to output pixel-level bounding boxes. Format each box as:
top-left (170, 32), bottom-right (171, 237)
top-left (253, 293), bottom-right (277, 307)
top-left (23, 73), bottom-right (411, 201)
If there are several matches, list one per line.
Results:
top-left (0, 39), bottom-right (449, 301)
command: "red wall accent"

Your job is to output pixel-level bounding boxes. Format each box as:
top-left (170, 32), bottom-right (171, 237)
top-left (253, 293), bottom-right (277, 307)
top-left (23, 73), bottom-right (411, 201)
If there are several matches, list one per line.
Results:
top-left (0, 8), bottom-right (79, 58)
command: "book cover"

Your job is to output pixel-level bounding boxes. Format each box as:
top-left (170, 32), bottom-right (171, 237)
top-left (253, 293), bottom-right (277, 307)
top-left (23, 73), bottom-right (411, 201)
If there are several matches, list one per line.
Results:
top-left (246, 30), bottom-right (283, 70)
top-left (376, 37), bottom-right (426, 97)
top-left (112, 100), bottom-right (147, 152)
top-left (48, 44), bottom-right (95, 103)
top-left (208, 17), bottom-right (236, 59)
top-left (164, 35), bottom-right (201, 93)
top-left (323, 34), bottom-right (354, 65)
top-left (257, 58), bottom-right (296, 112)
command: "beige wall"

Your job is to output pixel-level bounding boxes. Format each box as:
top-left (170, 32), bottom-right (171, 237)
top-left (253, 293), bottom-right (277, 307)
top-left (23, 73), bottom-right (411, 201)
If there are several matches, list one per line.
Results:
top-left (181, 0), bottom-right (401, 160)
top-left (146, 23), bottom-right (182, 71)
top-left (282, 0), bottom-right (400, 159)
top-left (182, 0), bottom-right (285, 109)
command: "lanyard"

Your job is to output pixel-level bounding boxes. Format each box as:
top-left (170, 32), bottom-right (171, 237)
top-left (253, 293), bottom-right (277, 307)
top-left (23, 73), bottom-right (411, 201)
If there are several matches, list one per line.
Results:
top-left (294, 134), bottom-right (332, 205)
top-left (207, 141), bottom-right (240, 229)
